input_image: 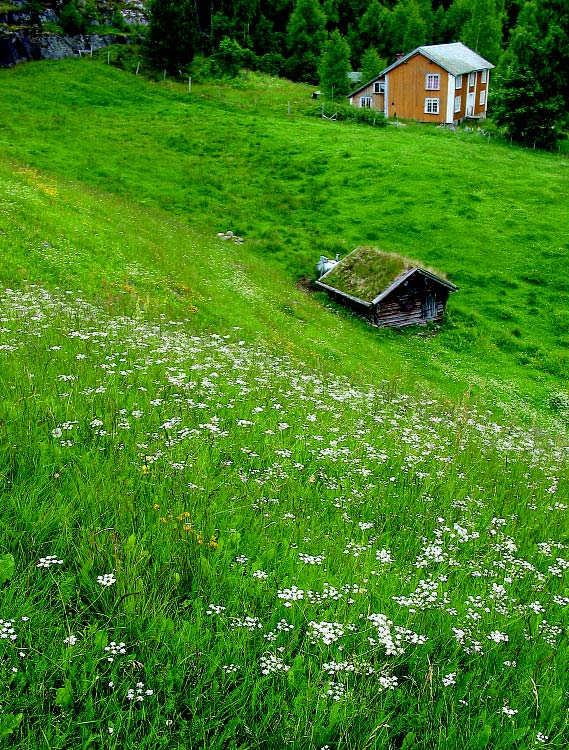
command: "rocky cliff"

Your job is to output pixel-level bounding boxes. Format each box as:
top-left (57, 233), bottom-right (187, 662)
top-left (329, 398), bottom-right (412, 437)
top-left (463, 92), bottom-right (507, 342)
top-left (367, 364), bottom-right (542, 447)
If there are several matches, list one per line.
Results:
top-left (0, 30), bottom-right (128, 67)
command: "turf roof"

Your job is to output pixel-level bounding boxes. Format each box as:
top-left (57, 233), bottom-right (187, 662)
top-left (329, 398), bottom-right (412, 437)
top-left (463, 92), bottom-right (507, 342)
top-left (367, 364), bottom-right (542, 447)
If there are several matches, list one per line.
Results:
top-left (320, 247), bottom-right (420, 303)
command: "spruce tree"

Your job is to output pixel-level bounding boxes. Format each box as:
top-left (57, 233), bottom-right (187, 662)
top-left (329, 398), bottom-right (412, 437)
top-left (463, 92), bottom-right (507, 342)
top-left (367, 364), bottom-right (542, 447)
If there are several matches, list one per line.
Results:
top-left (286, 0), bottom-right (327, 82)
top-left (319, 29), bottom-right (352, 98)
top-left (360, 46), bottom-right (385, 84)
top-left (146, 0), bottom-right (199, 74)
top-left (494, 0), bottom-right (569, 148)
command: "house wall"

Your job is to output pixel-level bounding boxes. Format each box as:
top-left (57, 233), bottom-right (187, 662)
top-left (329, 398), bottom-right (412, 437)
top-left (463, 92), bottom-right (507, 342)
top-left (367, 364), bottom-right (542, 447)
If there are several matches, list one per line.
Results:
top-left (385, 54), bottom-right (449, 123)
top-left (349, 60), bottom-right (491, 124)
top-left (454, 70), bottom-right (490, 121)
top-left (348, 80), bottom-right (385, 113)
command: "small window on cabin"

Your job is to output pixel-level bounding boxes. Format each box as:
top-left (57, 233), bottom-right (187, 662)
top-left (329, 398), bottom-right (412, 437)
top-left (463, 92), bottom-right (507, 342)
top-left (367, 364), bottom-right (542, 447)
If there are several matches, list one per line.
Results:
top-left (373, 81), bottom-right (385, 94)
top-left (456, 74), bottom-right (463, 89)
top-left (426, 73), bottom-right (440, 90)
top-left (424, 97), bottom-right (440, 114)
top-left (468, 72), bottom-right (476, 87)
top-left (454, 95), bottom-right (462, 113)
top-left (481, 70), bottom-right (488, 84)
top-left (360, 96), bottom-right (372, 108)
top-left (479, 90), bottom-right (486, 106)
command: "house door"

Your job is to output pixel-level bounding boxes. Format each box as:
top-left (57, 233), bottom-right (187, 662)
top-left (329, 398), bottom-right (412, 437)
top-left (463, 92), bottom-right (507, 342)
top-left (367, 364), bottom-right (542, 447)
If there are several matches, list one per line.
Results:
top-left (422, 294), bottom-right (437, 321)
top-left (466, 92), bottom-right (475, 116)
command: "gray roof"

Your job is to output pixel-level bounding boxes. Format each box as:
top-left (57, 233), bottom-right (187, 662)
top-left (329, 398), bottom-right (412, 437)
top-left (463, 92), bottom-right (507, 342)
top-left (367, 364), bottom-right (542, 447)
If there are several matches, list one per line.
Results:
top-left (348, 42), bottom-right (494, 97)
top-left (384, 42), bottom-right (495, 78)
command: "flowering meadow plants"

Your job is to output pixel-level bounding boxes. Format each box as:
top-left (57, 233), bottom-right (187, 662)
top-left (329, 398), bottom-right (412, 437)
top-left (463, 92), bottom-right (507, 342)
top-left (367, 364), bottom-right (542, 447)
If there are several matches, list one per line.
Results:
top-left (1, 284), bottom-right (568, 749)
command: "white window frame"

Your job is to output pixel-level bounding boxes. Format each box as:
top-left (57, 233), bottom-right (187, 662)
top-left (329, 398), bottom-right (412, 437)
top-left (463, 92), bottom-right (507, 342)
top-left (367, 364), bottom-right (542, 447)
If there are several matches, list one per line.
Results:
top-left (479, 90), bottom-right (486, 106)
top-left (455, 74), bottom-right (463, 89)
top-left (481, 69), bottom-right (487, 84)
top-left (468, 72), bottom-right (476, 87)
top-left (360, 96), bottom-right (372, 108)
top-left (426, 73), bottom-right (440, 91)
top-left (424, 97), bottom-right (440, 114)
top-left (454, 95), bottom-right (462, 113)
top-left (373, 81), bottom-right (385, 94)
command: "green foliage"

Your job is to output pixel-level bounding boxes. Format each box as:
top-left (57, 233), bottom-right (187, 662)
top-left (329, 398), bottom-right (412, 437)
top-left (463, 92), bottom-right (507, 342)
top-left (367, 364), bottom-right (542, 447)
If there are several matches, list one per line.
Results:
top-left (357, 0), bottom-right (391, 61)
top-left (145, 0), bottom-right (199, 74)
top-left (307, 100), bottom-right (387, 125)
top-left (492, 61), bottom-right (564, 149)
top-left (59, 0), bottom-right (88, 35)
top-left (0, 553), bottom-right (15, 585)
top-left (318, 29), bottom-right (351, 98)
top-left (461, 0), bottom-right (504, 64)
top-left (286, 0), bottom-right (327, 82)
top-left (494, 0), bottom-right (569, 148)
top-left (212, 36), bottom-right (247, 78)
top-left (360, 46), bottom-right (385, 85)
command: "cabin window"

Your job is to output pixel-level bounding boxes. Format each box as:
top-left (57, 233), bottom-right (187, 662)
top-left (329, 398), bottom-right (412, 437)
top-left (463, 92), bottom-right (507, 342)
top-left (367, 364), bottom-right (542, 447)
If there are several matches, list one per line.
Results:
top-left (481, 69), bottom-right (488, 83)
top-left (479, 90), bottom-right (486, 106)
top-left (468, 72), bottom-right (476, 87)
top-left (455, 75), bottom-right (463, 89)
top-left (426, 73), bottom-right (440, 90)
top-left (359, 96), bottom-right (372, 108)
top-left (373, 81), bottom-right (385, 94)
top-left (454, 95), bottom-right (462, 113)
top-left (424, 98), bottom-right (440, 114)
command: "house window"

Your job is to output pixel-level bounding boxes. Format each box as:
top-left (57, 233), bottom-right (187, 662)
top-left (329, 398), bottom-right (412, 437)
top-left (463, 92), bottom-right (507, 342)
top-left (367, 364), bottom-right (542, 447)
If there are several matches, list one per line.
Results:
top-left (479, 90), bottom-right (486, 106)
top-left (424, 97), bottom-right (440, 114)
top-left (454, 95), bottom-right (462, 113)
top-left (373, 81), bottom-right (385, 94)
top-left (455, 74), bottom-right (463, 89)
top-left (359, 96), bottom-right (372, 108)
top-left (468, 72), bottom-right (476, 87)
top-left (426, 73), bottom-right (440, 90)
top-left (481, 69), bottom-right (487, 83)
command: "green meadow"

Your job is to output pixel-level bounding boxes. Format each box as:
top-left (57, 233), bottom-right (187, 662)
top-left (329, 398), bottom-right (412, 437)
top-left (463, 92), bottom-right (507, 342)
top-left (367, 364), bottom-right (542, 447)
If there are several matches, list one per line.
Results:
top-left (0, 59), bottom-right (568, 749)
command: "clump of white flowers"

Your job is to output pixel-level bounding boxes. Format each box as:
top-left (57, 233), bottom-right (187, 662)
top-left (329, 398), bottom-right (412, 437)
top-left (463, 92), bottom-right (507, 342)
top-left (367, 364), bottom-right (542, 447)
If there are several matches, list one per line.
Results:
top-left (97, 573), bottom-right (116, 587)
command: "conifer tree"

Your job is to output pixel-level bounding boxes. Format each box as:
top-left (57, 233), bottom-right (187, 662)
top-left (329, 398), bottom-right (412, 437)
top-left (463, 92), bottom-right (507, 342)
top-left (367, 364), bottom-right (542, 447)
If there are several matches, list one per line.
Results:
top-left (462, 0), bottom-right (504, 63)
top-left (319, 29), bottom-right (351, 98)
top-left (146, 0), bottom-right (199, 74)
top-left (493, 0), bottom-right (568, 148)
top-left (286, 0), bottom-right (327, 82)
top-left (360, 46), bottom-right (385, 83)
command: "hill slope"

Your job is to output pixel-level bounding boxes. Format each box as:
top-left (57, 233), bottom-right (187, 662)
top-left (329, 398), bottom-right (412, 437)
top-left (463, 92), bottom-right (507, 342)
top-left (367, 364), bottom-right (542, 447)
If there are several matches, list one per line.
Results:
top-left (0, 60), bottom-right (568, 750)
top-left (1, 59), bottom-right (569, 418)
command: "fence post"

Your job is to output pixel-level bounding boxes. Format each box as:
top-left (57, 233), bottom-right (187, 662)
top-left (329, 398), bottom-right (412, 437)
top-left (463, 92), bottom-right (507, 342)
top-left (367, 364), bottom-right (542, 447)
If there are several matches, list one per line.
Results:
top-left (188, 76), bottom-right (192, 93)
top-left (135, 61), bottom-right (140, 75)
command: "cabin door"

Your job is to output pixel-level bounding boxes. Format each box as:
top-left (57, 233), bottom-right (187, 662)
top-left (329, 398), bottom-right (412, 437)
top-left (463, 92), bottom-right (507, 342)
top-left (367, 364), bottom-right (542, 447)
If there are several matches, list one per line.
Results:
top-left (466, 92), bottom-right (475, 116)
top-left (422, 294), bottom-right (436, 321)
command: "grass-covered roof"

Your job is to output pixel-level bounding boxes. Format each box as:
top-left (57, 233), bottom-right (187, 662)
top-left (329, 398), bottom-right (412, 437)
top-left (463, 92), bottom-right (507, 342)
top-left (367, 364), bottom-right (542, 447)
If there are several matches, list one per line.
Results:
top-left (320, 247), bottom-right (423, 303)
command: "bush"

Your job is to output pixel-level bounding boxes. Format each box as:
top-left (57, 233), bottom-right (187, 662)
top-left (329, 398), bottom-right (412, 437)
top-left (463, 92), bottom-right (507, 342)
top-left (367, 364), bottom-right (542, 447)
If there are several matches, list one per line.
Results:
top-left (305, 101), bottom-right (386, 127)
top-left (59, 0), bottom-right (88, 35)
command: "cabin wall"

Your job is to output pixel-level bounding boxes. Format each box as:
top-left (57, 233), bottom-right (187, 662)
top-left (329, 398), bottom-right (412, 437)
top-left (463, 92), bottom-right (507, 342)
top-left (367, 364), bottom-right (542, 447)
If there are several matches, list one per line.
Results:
top-left (370, 285), bottom-right (450, 328)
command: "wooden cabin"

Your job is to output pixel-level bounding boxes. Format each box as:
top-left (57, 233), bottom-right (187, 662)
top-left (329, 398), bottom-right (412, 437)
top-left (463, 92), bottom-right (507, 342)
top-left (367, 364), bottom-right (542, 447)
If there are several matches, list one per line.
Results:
top-left (348, 42), bottom-right (494, 125)
top-left (315, 247), bottom-right (457, 328)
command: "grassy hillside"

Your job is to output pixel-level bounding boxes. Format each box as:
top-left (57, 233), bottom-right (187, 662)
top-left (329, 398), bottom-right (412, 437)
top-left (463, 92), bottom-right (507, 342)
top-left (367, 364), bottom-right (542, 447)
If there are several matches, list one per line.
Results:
top-left (1, 59), bottom-right (569, 418)
top-left (0, 60), bottom-right (568, 749)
